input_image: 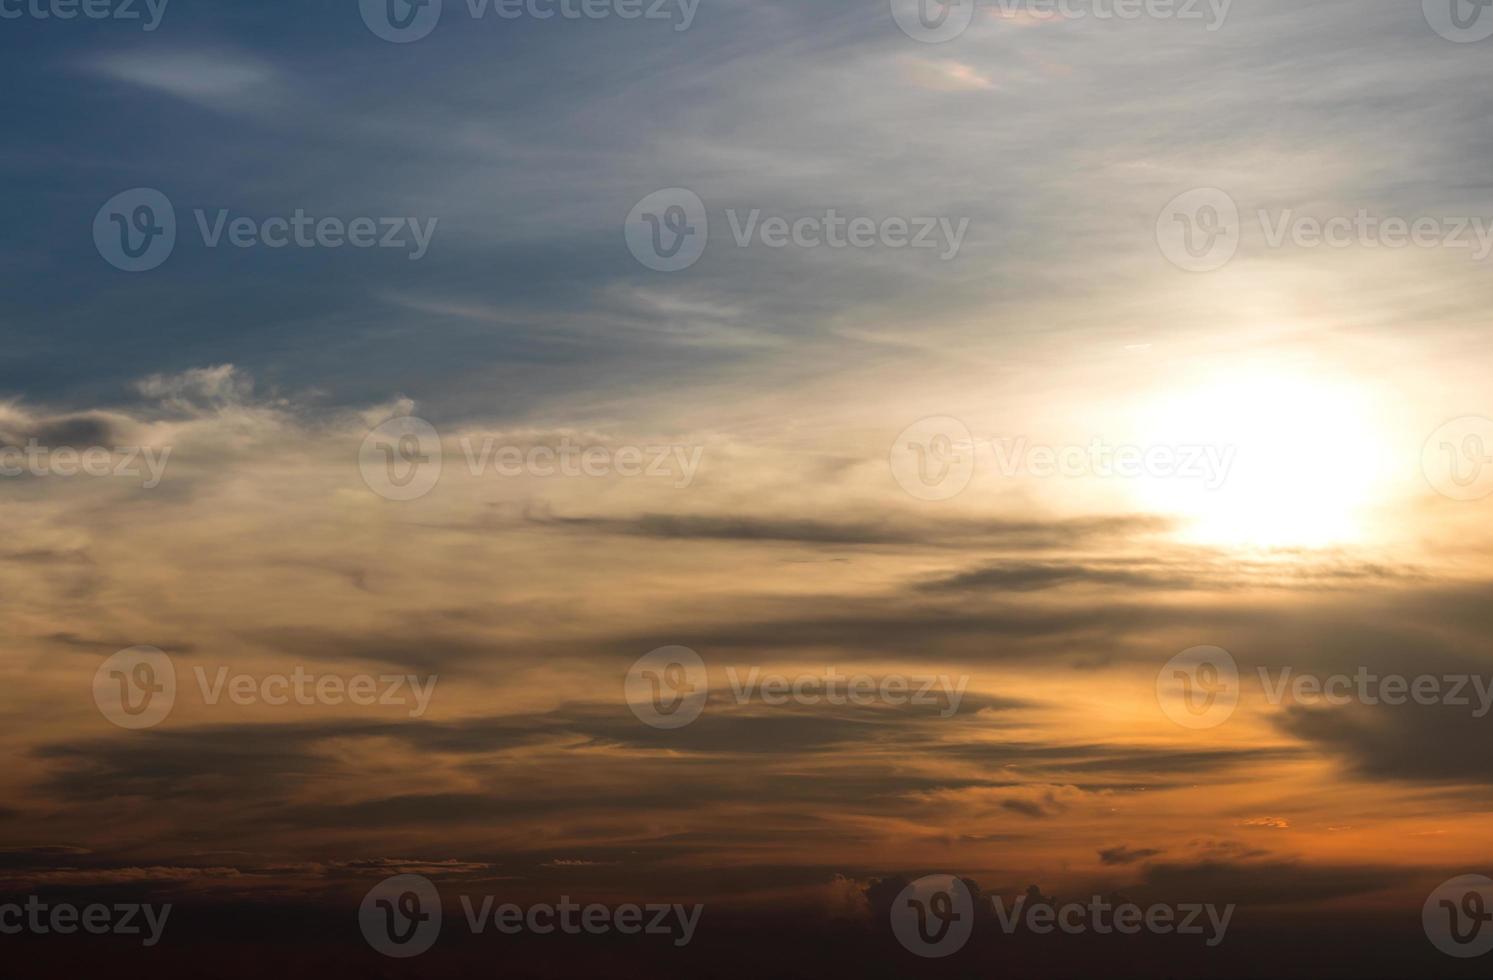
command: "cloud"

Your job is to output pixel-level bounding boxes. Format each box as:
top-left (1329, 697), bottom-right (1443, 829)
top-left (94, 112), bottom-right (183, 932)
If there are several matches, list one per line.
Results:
top-left (79, 50), bottom-right (284, 111)
top-left (529, 511), bottom-right (1170, 548)
top-left (1137, 860), bottom-right (1417, 908)
top-left (1276, 701), bottom-right (1493, 785)
top-left (1099, 845), bottom-right (1164, 865)
top-left (897, 56), bottom-right (996, 93)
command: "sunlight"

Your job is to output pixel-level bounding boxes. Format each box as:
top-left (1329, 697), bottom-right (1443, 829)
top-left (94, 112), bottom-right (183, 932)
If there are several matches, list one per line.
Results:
top-left (1129, 367), bottom-right (1393, 549)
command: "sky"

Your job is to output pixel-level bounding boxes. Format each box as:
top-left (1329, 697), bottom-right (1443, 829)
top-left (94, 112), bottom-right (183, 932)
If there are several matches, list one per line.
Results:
top-left (3, 0), bottom-right (1493, 975)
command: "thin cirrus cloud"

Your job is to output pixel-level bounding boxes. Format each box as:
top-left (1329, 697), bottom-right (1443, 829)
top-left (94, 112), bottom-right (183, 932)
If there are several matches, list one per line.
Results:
top-left (77, 49), bottom-right (284, 110)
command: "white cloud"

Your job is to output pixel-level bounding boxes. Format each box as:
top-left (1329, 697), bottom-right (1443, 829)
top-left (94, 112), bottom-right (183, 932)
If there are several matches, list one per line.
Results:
top-left (80, 50), bottom-right (283, 110)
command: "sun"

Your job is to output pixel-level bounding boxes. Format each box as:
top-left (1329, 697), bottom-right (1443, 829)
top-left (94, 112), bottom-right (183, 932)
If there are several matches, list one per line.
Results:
top-left (1127, 367), bottom-right (1394, 549)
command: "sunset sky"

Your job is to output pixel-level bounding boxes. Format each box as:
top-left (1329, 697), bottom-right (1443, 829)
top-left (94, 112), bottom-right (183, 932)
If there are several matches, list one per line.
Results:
top-left (3, 0), bottom-right (1493, 975)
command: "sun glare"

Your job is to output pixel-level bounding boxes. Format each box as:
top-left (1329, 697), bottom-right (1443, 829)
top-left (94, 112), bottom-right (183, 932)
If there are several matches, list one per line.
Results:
top-left (1130, 368), bottom-right (1393, 549)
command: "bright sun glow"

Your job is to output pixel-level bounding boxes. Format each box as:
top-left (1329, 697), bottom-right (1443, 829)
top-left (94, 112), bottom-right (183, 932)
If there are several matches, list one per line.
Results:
top-left (1129, 368), bottom-right (1394, 549)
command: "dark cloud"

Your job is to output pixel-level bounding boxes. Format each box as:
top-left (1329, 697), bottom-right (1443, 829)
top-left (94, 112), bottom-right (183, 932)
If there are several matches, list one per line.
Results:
top-left (1137, 860), bottom-right (1418, 908)
top-left (528, 512), bottom-right (1171, 549)
top-left (919, 561), bottom-right (1194, 593)
top-left (1099, 845), bottom-right (1164, 866)
top-left (0, 413), bottom-right (116, 448)
top-left (236, 627), bottom-right (504, 674)
top-left (1275, 701), bottom-right (1493, 785)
